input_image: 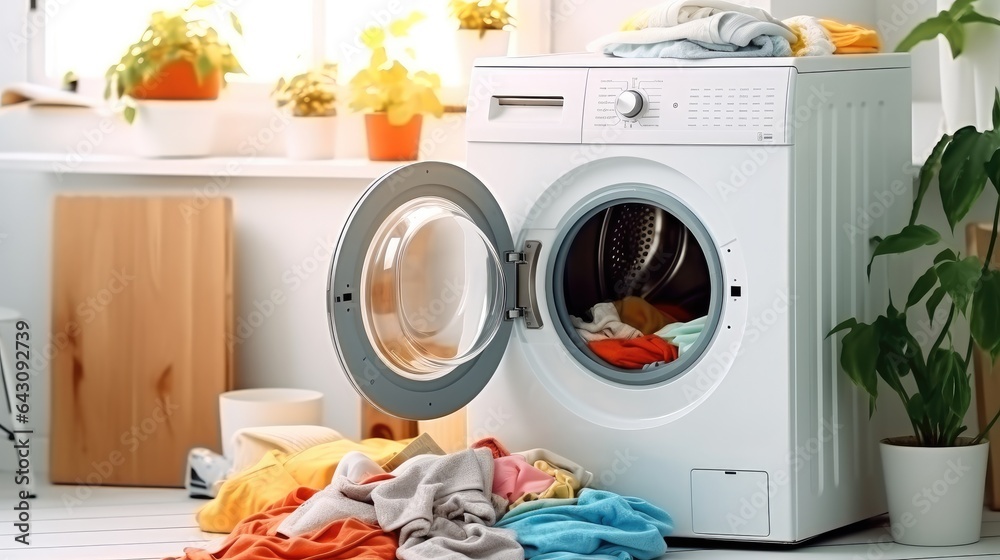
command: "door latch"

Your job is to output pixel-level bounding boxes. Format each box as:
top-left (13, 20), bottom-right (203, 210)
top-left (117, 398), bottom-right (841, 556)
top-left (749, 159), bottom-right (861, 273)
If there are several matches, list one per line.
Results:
top-left (503, 241), bottom-right (542, 329)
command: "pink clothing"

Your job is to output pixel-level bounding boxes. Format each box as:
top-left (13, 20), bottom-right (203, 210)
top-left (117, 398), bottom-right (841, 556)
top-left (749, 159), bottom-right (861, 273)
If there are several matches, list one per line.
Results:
top-left (472, 437), bottom-right (510, 459)
top-left (492, 455), bottom-right (556, 503)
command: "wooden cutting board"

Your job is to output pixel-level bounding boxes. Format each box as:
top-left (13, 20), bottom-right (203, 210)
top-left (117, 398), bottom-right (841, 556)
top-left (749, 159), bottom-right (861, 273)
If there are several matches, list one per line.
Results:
top-left (50, 196), bottom-right (233, 487)
top-left (970, 223), bottom-right (1000, 510)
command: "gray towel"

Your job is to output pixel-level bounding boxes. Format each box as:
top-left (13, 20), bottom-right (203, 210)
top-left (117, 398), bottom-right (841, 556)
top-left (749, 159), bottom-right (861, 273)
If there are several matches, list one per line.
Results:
top-left (277, 448), bottom-right (522, 560)
top-left (606, 34), bottom-right (792, 59)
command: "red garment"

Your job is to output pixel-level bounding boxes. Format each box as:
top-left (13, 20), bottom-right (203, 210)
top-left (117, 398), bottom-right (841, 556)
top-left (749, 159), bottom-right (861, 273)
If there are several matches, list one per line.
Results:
top-left (169, 487), bottom-right (398, 560)
top-left (589, 335), bottom-right (679, 369)
top-left (471, 437), bottom-right (510, 459)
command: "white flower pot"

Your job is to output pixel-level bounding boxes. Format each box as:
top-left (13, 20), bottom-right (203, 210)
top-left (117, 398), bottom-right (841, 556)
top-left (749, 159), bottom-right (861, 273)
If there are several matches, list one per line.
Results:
top-left (455, 29), bottom-right (511, 88)
top-left (880, 437), bottom-right (989, 546)
top-left (285, 116), bottom-right (336, 160)
top-left (937, 0), bottom-right (1000, 132)
top-left (132, 100), bottom-right (218, 158)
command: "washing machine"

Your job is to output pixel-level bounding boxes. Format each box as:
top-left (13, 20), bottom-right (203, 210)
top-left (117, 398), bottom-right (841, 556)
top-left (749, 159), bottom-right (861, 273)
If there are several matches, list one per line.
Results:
top-left (327, 53), bottom-right (912, 543)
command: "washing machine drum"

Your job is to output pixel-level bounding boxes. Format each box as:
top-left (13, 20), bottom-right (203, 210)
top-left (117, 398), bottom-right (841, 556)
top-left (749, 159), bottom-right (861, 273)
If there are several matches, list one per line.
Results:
top-left (562, 203), bottom-right (712, 319)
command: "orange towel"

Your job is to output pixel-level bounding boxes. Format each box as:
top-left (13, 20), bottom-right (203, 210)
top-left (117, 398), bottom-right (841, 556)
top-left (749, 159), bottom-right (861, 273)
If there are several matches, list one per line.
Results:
top-left (472, 437), bottom-right (511, 459)
top-left (172, 487), bottom-right (398, 560)
top-left (654, 303), bottom-right (694, 324)
top-left (614, 296), bottom-right (678, 335)
top-left (818, 19), bottom-right (880, 54)
top-left (589, 335), bottom-right (679, 369)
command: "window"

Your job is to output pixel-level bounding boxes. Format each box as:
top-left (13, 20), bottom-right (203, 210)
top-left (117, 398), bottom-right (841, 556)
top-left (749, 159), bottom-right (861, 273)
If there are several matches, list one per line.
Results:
top-left (30, 0), bottom-right (548, 92)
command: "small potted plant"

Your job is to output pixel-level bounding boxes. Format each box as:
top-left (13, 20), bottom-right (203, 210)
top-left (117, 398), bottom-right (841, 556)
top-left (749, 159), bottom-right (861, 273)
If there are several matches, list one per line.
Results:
top-left (273, 64), bottom-right (338, 160)
top-left (349, 13), bottom-right (444, 161)
top-left (104, 0), bottom-right (244, 157)
top-left (830, 93), bottom-right (1000, 546)
top-left (450, 0), bottom-right (515, 88)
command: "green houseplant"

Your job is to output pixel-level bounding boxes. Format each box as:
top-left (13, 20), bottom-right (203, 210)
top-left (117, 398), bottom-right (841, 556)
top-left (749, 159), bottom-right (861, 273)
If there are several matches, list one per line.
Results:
top-left (896, 0), bottom-right (1000, 132)
top-left (105, 0), bottom-right (244, 122)
top-left (273, 64), bottom-right (338, 160)
top-left (831, 93), bottom-right (1000, 546)
top-left (104, 0), bottom-right (244, 157)
top-left (349, 12), bottom-right (444, 161)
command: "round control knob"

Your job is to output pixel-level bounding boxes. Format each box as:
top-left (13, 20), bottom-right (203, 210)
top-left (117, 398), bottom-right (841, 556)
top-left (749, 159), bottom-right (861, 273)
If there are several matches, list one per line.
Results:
top-left (615, 90), bottom-right (645, 119)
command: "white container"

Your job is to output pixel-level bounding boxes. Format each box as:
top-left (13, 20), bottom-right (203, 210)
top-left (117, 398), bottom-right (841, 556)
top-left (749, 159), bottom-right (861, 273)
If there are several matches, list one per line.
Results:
top-left (451, 29), bottom-right (511, 106)
top-left (219, 388), bottom-right (323, 460)
top-left (132, 100), bottom-right (218, 157)
top-left (285, 116), bottom-right (337, 160)
top-left (937, 0), bottom-right (1000, 132)
top-left (880, 437), bottom-right (989, 546)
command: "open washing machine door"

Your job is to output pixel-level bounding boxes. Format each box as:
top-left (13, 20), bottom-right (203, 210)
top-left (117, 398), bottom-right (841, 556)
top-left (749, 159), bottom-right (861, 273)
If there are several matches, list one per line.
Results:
top-left (327, 161), bottom-right (533, 421)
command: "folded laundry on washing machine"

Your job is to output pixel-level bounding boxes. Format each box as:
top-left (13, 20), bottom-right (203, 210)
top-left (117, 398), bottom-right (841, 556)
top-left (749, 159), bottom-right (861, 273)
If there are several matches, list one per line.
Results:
top-left (591, 12), bottom-right (795, 53)
top-left (614, 296), bottom-right (677, 335)
top-left (819, 19), bottom-right (881, 54)
top-left (571, 302), bottom-right (643, 342)
top-left (604, 34), bottom-right (792, 59)
top-left (619, 0), bottom-right (790, 32)
top-left (496, 489), bottom-right (674, 559)
top-left (655, 316), bottom-right (708, 356)
top-left (589, 335), bottom-right (679, 369)
top-left (783, 16), bottom-right (835, 57)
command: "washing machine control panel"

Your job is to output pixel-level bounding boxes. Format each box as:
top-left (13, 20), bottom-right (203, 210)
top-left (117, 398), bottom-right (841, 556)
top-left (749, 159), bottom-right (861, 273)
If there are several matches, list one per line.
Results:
top-left (584, 67), bottom-right (793, 145)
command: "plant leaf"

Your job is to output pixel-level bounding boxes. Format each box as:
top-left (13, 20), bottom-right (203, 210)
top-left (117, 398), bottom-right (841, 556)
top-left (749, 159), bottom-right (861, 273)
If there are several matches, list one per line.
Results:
top-left (987, 145), bottom-right (1000, 194)
top-left (937, 256), bottom-right (982, 314)
top-left (934, 248), bottom-right (958, 264)
top-left (840, 323), bottom-right (880, 414)
top-left (123, 105), bottom-right (136, 124)
top-left (957, 9), bottom-right (1000, 27)
top-left (926, 286), bottom-right (947, 325)
top-left (897, 12), bottom-right (962, 56)
top-left (828, 317), bottom-right (858, 338)
top-left (868, 225), bottom-right (941, 278)
top-left (971, 269), bottom-right (1000, 359)
top-left (907, 267), bottom-right (939, 310)
top-left (229, 12), bottom-right (243, 36)
top-left (911, 134), bottom-right (951, 226)
top-left (939, 127), bottom-right (997, 230)
top-left (994, 88), bottom-right (1000, 131)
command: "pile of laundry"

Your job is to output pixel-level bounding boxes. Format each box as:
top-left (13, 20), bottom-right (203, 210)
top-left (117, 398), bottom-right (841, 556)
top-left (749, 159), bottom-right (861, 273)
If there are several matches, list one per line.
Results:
top-left (173, 433), bottom-right (673, 560)
top-left (588, 0), bottom-right (880, 59)
top-left (572, 295), bottom-right (706, 369)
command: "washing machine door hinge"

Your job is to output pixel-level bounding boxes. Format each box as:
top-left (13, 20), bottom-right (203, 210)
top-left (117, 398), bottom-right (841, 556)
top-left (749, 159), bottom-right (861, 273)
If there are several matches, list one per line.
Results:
top-left (503, 241), bottom-right (543, 329)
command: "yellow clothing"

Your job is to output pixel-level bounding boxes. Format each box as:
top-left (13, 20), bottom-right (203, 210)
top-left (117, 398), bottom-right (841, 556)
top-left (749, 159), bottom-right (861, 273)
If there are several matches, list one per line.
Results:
top-left (196, 438), bottom-right (408, 533)
top-left (819, 19), bottom-right (880, 54)
top-left (614, 296), bottom-right (676, 336)
top-left (509, 460), bottom-right (582, 509)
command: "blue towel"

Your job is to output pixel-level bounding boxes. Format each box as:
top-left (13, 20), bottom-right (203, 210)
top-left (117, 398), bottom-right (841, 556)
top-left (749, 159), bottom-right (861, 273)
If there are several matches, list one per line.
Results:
top-left (605, 34), bottom-right (792, 58)
top-left (496, 489), bottom-right (674, 560)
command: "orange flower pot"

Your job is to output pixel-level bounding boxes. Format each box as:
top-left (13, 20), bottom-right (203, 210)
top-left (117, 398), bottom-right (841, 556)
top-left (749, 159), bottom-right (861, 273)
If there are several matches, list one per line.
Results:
top-left (131, 59), bottom-right (222, 100)
top-left (365, 113), bottom-right (422, 161)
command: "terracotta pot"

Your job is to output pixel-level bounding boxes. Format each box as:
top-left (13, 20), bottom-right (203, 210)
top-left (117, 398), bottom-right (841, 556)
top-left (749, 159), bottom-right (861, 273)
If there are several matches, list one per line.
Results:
top-left (364, 113), bottom-right (422, 161)
top-left (131, 59), bottom-right (222, 100)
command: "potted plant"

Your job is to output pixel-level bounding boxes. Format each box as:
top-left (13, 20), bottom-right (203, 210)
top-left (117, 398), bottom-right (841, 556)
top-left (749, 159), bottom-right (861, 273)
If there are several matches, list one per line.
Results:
top-left (897, 0), bottom-right (1000, 132)
top-left (273, 64), bottom-right (338, 160)
top-left (830, 94), bottom-right (1000, 546)
top-left (104, 0), bottom-right (244, 157)
top-left (450, 0), bottom-right (515, 89)
top-left (349, 13), bottom-right (444, 161)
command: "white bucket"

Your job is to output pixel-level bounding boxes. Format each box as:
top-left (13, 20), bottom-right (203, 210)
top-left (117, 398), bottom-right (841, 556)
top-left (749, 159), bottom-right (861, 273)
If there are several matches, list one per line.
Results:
top-left (219, 388), bottom-right (323, 460)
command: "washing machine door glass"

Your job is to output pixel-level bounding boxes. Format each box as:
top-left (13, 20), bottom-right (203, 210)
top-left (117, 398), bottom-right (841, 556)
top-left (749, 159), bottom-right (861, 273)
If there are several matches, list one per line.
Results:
top-left (328, 162), bottom-right (515, 421)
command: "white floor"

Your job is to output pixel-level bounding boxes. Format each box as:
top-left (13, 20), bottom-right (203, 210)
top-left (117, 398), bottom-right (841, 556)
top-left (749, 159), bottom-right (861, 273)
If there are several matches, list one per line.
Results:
top-left (0, 481), bottom-right (997, 559)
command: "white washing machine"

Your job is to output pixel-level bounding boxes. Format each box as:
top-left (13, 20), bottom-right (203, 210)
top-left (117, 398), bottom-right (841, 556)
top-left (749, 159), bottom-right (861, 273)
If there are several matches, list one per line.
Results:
top-left (327, 53), bottom-right (912, 543)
